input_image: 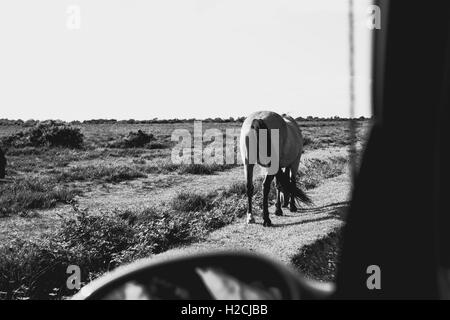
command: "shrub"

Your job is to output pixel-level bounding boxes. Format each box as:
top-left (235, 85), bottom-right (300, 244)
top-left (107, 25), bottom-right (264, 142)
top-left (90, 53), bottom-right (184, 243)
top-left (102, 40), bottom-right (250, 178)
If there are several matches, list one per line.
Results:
top-left (124, 211), bottom-right (195, 257)
top-left (58, 212), bottom-right (137, 269)
top-left (43, 125), bottom-right (84, 148)
top-left (1, 123), bottom-right (84, 149)
top-left (0, 211), bottom-right (137, 299)
top-left (108, 130), bottom-right (154, 148)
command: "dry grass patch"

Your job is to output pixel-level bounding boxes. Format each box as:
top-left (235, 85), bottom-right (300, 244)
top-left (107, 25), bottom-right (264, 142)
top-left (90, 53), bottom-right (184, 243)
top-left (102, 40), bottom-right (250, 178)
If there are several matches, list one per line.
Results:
top-left (54, 164), bottom-right (146, 183)
top-left (0, 177), bottom-right (81, 216)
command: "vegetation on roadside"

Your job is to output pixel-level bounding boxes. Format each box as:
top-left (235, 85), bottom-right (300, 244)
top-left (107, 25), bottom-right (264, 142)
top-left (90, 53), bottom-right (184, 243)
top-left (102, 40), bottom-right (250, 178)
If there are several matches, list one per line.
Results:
top-left (300, 156), bottom-right (349, 190)
top-left (1, 122), bottom-right (83, 149)
top-left (0, 181), bottom-right (259, 300)
top-left (291, 228), bottom-right (342, 282)
top-left (0, 177), bottom-right (81, 217)
top-left (53, 164), bottom-right (146, 184)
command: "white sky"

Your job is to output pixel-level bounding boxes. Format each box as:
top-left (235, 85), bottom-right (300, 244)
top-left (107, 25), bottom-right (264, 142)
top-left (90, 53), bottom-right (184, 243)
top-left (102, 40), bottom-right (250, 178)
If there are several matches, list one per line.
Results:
top-left (0, 0), bottom-right (373, 121)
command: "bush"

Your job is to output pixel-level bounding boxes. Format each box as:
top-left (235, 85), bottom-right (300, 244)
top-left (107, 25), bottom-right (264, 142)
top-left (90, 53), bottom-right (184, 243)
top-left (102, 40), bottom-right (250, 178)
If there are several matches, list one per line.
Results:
top-left (1, 122), bottom-right (84, 149)
top-left (44, 125), bottom-right (84, 148)
top-left (58, 212), bottom-right (137, 269)
top-left (0, 212), bottom-right (137, 299)
top-left (108, 130), bottom-right (154, 148)
top-left (119, 210), bottom-right (196, 260)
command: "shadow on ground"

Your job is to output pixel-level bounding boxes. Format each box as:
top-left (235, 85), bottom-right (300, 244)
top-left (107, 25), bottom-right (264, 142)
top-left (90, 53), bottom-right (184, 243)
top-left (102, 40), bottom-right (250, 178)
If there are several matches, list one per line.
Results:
top-left (271, 201), bottom-right (349, 228)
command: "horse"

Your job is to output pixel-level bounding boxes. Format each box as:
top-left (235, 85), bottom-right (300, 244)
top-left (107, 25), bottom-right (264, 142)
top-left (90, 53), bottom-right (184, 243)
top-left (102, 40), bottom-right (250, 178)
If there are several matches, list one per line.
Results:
top-left (239, 111), bottom-right (312, 227)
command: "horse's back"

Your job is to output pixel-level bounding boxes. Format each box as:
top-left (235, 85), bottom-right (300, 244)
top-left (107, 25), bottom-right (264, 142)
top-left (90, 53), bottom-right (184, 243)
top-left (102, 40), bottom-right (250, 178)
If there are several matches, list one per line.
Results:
top-left (239, 111), bottom-right (303, 170)
top-left (239, 111), bottom-right (288, 159)
top-left (241, 111), bottom-right (287, 133)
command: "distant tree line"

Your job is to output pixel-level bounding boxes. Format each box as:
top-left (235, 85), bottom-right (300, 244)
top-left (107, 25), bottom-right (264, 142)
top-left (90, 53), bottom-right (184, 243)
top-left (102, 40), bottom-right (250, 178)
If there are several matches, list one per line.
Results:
top-left (0, 115), bottom-right (371, 126)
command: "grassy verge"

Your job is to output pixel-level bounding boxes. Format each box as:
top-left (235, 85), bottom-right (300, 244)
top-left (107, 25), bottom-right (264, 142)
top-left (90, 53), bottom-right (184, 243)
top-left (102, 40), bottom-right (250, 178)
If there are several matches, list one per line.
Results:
top-left (49, 162), bottom-right (238, 184)
top-left (291, 227), bottom-right (342, 282)
top-left (0, 181), bottom-right (261, 300)
top-left (142, 161), bottom-right (237, 175)
top-left (0, 177), bottom-right (81, 216)
top-left (300, 155), bottom-right (348, 190)
top-left (0, 150), bottom-right (350, 299)
top-left (53, 164), bottom-right (146, 183)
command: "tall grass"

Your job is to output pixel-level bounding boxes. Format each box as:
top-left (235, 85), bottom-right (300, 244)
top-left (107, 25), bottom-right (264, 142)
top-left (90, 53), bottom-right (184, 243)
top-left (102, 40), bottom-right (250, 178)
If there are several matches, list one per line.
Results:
top-left (54, 165), bottom-right (146, 183)
top-left (0, 177), bottom-right (81, 216)
top-left (291, 228), bottom-right (342, 281)
top-left (170, 191), bottom-right (217, 212)
top-left (300, 156), bottom-right (348, 189)
top-left (143, 161), bottom-right (236, 175)
top-left (0, 182), bottom-right (253, 300)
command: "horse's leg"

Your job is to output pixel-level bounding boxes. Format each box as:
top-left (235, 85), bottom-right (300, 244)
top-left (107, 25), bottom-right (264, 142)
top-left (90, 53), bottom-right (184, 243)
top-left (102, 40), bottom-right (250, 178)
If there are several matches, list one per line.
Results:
top-left (262, 174), bottom-right (275, 226)
top-left (245, 164), bottom-right (255, 224)
top-left (289, 166), bottom-right (299, 212)
top-left (282, 168), bottom-right (290, 207)
top-left (275, 175), bottom-right (283, 216)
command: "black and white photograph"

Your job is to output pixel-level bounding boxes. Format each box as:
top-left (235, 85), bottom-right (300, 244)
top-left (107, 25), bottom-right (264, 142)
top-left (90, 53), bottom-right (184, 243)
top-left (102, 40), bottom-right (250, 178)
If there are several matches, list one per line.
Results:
top-left (0, 0), bottom-right (449, 306)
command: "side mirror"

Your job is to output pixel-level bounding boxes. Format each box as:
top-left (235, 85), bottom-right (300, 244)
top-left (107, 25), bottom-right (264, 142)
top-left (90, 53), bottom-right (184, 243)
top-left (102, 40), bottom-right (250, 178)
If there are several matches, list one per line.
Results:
top-left (72, 251), bottom-right (334, 300)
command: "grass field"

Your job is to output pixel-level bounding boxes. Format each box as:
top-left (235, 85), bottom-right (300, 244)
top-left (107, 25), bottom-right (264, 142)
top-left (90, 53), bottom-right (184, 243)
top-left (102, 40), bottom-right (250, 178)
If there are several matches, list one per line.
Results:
top-left (0, 119), bottom-right (370, 299)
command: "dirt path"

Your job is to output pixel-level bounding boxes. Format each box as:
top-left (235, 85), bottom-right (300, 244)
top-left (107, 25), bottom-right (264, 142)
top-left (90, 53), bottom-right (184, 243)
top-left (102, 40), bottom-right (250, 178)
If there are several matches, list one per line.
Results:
top-left (73, 146), bottom-right (350, 212)
top-left (151, 170), bottom-right (351, 267)
top-left (0, 146), bottom-right (351, 255)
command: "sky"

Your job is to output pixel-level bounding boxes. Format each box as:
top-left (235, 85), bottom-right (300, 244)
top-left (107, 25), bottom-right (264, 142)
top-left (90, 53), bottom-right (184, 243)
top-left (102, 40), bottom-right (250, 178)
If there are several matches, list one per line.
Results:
top-left (0, 0), bottom-right (373, 121)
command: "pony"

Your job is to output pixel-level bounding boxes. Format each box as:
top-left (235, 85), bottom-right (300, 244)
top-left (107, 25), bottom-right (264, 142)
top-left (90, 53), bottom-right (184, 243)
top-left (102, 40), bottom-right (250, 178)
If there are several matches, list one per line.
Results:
top-left (239, 111), bottom-right (312, 227)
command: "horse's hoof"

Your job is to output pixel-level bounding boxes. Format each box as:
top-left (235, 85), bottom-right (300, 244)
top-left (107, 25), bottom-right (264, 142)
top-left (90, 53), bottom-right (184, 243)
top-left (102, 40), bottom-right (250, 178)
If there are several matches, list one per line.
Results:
top-left (247, 217), bottom-right (256, 224)
top-left (263, 219), bottom-right (272, 227)
top-left (290, 206), bottom-right (297, 213)
top-left (275, 208), bottom-right (283, 216)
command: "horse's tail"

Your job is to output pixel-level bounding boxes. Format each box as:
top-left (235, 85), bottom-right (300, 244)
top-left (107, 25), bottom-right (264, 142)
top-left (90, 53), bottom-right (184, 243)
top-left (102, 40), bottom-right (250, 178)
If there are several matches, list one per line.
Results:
top-left (277, 172), bottom-right (313, 206)
top-left (291, 184), bottom-right (313, 205)
top-left (249, 119), bottom-right (271, 168)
